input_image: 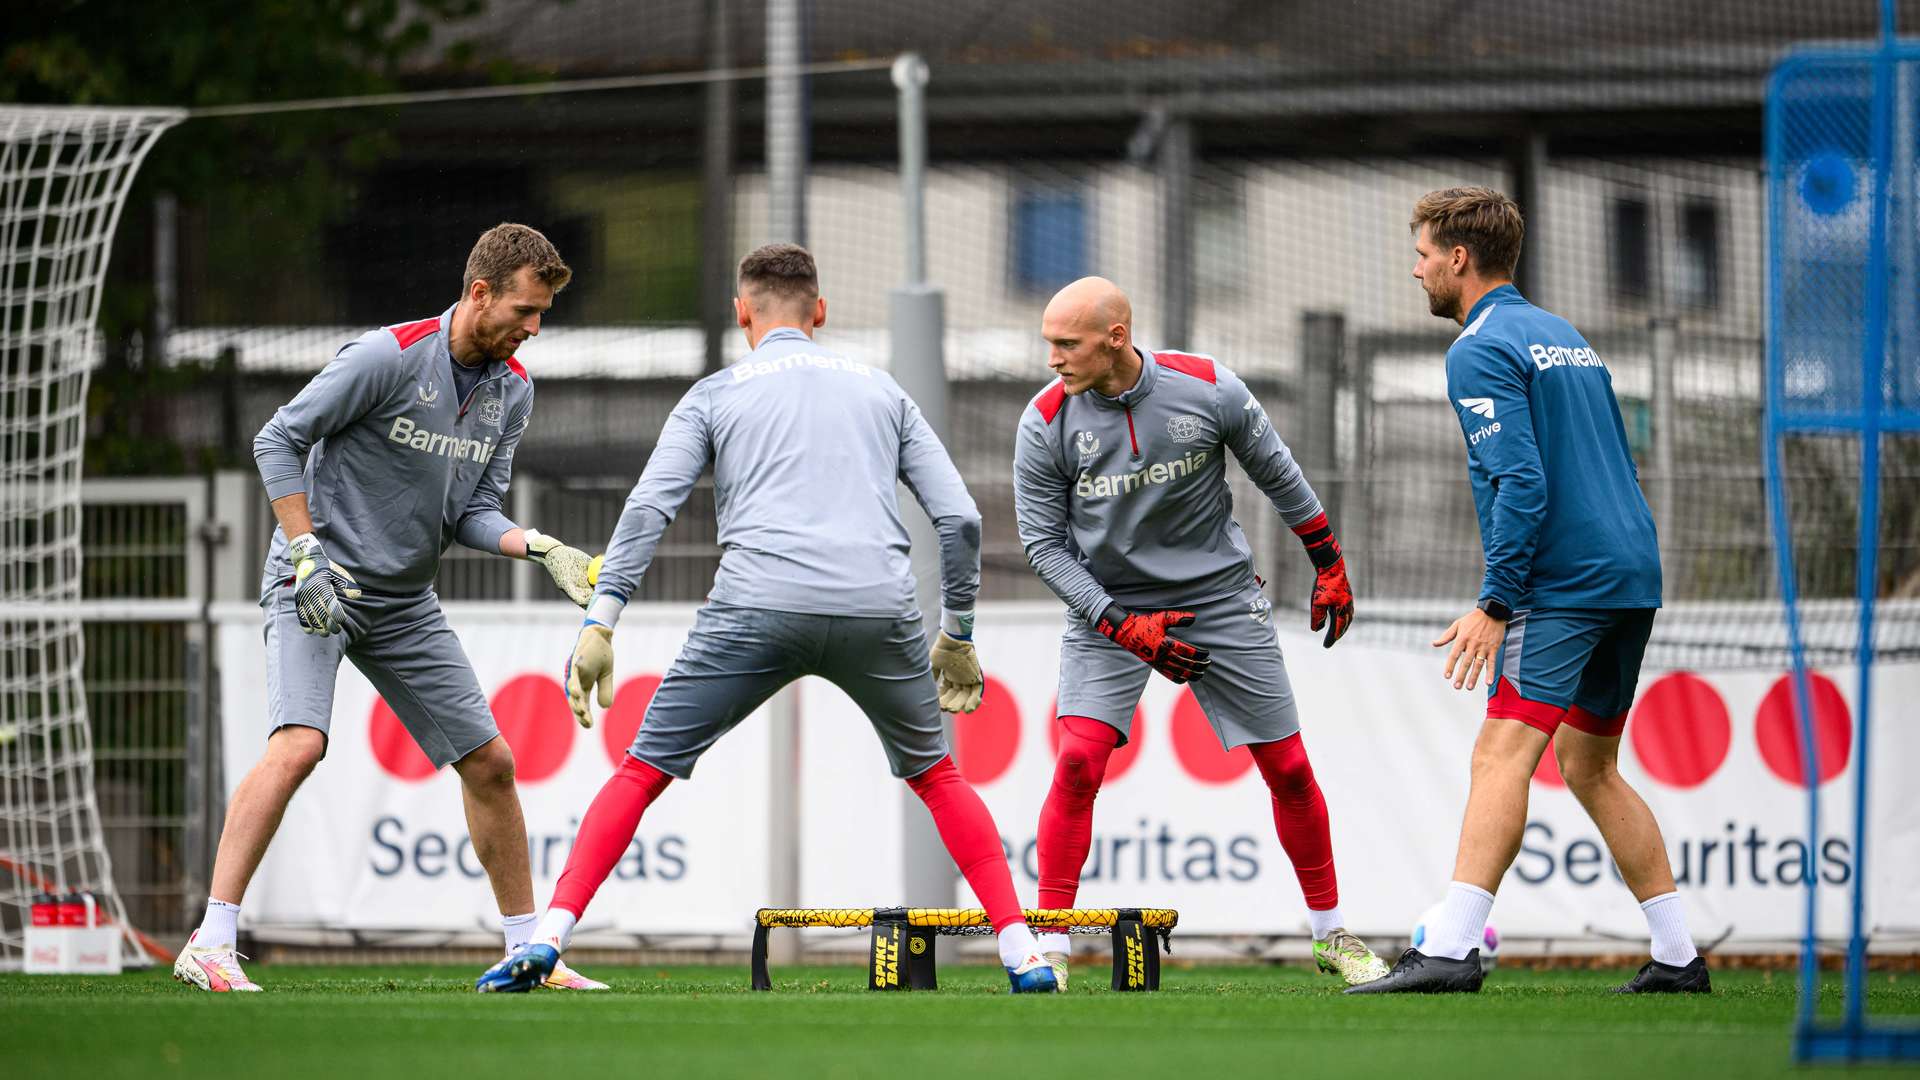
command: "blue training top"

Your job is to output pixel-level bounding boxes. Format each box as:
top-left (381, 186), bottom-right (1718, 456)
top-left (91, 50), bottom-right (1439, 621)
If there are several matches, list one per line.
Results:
top-left (1444, 284), bottom-right (1661, 612)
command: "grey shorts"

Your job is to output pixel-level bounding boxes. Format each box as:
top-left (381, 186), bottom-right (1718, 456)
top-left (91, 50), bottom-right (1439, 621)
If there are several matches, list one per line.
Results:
top-left (631, 603), bottom-right (950, 780)
top-left (262, 585), bottom-right (497, 769)
top-left (1056, 583), bottom-right (1299, 749)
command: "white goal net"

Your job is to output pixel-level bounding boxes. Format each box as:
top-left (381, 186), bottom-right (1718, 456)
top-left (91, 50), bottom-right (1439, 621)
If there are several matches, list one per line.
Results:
top-left (0, 106), bottom-right (183, 969)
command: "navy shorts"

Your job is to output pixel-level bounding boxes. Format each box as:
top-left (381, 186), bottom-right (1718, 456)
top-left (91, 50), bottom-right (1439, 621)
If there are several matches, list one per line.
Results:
top-left (1486, 607), bottom-right (1657, 737)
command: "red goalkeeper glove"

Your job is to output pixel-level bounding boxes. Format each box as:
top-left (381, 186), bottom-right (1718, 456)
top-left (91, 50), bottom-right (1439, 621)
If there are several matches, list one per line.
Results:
top-left (1095, 605), bottom-right (1211, 683)
top-left (1291, 512), bottom-right (1354, 648)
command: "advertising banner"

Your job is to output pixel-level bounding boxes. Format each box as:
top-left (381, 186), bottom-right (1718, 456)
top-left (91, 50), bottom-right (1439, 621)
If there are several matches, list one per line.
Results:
top-left (219, 602), bottom-right (1915, 947)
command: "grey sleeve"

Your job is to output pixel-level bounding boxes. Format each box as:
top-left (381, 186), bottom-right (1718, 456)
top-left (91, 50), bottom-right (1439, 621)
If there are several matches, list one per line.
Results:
top-left (454, 392), bottom-right (529, 554)
top-left (896, 393), bottom-right (982, 613)
top-left (1217, 364), bottom-right (1323, 528)
top-left (253, 331), bottom-right (402, 501)
top-left (1013, 410), bottom-right (1115, 624)
top-left (588, 383), bottom-right (713, 617)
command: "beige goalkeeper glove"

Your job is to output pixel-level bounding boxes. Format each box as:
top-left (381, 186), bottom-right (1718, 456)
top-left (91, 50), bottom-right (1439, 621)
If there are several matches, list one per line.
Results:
top-left (565, 621), bottom-right (615, 728)
top-left (929, 631), bottom-right (985, 714)
top-left (525, 528), bottom-right (595, 607)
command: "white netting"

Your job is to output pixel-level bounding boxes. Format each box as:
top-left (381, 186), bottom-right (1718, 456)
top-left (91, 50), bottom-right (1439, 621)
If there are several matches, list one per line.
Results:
top-left (0, 106), bottom-right (183, 969)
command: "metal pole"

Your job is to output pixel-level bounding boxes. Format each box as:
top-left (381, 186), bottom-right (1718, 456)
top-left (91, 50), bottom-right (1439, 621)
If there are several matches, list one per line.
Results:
top-left (1649, 316), bottom-right (1678, 574)
top-left (152, 192), bottom-right (176, 365)
top-left (1159, 116), bottom-right (1195, 349)
top-left (896, 53), bottom-right (929, 286)
top-left (1298, 311), bottom-right (1344, 527)
top-left (888, 53), bottom-right (957, 919)
top-left (701, 0), bottom-right (736, 374)
top-left (766, 0), bottom-right (807, 245)
top-left (763, 0), bottom-right (807, 965)
top-left (1507, 132), bottom-right (1547, 303)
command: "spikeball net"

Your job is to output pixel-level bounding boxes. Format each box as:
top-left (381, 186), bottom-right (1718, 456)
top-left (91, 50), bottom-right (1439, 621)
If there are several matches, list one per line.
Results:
top-left (751, 907), bottom-right (1178, 991)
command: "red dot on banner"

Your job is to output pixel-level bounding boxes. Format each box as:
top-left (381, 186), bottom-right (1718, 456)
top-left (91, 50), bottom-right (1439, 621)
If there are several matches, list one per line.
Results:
top-left (601, 675), bottom-right (663, 766)
top-left (1532, 736), bottom-right (1566, 787)
top-left (1048, 700), bottom-right (1143, 782)
top-left (1755, 672), bottom-right (1851, 787)
top-left (1169, 689), bottom-right (1253, 784)
top-left (490, 674), bottom-right (575, 783)
top-left (953, 676), bottom-right (1021, 785)
top-left (1628, 672), bottom-right (1731, 789)
top-left (369, 697), bottom-right (435, 781)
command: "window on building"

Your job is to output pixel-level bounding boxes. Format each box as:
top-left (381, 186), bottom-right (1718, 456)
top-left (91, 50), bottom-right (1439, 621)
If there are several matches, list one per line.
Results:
top-left (1011, 185), bottom-right (1089, 294)
top-left (1609, 196), bottom-right (1652, 302)
top-left (1194, 172), bottom-right (1248, 296)
top-left (1675, 198), bottom-right (1721, 310)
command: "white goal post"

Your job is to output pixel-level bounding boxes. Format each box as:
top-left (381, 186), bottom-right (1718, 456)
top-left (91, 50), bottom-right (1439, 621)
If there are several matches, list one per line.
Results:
top-left (0, 106), bottom-right (185, 969)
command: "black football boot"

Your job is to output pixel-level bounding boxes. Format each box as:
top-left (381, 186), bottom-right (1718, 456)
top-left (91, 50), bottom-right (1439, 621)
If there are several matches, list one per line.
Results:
top-left (1614, 956), bottom-right (1712, 994)
top-left (1343, 948), bottom-right (1485, 994)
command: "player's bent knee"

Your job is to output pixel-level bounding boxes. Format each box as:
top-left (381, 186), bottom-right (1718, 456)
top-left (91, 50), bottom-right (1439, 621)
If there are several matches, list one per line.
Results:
top-left (264, 725), bottom-right (326, 778)
top-left (454, 736), bottom-right (517, 789)
top-left (1554, 749), bottom-right (1617, 792)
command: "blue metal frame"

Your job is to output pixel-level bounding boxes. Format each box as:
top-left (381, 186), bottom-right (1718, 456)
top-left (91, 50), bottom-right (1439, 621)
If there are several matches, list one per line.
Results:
top-left (1764, 3), bottom-right (1919, 1061)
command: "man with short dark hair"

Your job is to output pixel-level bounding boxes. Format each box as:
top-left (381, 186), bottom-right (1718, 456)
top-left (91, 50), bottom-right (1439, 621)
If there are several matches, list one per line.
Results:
top-left (1350, 187), bottom-right (1707, 994)
top-left (476, 243), bottom-right (1060, 994)
top-left (175, 223), bottom-right (607, 992)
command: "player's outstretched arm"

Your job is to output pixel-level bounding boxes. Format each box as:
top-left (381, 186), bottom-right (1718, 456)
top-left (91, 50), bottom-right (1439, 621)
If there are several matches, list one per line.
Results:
top-left (898, 394), bottom-right (987, 713)
top-left (1216, 366), bottom-right (1354, 646)
top-left (570, 381), bottom-right (714, 718)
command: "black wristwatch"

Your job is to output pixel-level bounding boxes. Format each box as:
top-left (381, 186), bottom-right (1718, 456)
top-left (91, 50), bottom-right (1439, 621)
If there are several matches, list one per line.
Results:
top-left (1476, 597), bottom-right (1513, 621)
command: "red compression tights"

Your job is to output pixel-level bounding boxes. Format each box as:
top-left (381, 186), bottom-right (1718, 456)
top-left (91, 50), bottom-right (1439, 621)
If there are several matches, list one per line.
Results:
top-left (1036, 720), bottom-right (1338, 912)
top-left (1036, 715), bottom-right (1123, 910)
top-left (906, 756), bottom-right (1025, 932)
top-left (1248, 734), bottom-right (1338, 910)
top-left (549, 753), bottom-right (675, 918)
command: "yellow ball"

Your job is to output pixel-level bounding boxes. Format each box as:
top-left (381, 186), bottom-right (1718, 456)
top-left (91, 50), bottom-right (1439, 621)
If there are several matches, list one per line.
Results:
top-left (587, 553), bottom-right (604, 586)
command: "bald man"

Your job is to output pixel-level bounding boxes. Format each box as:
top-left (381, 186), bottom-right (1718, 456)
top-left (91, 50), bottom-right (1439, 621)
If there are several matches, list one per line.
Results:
top-left (1013, 277), bottom-right (1385, 988)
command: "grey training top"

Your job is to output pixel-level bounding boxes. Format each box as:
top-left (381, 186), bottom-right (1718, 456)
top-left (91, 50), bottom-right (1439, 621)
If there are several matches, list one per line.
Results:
top-left (588, 327), bottom-right (981, 626)
top-left (252, 305), bottom-right (530, 598)
top-left (1013, 348), bottom-right (1323, 625)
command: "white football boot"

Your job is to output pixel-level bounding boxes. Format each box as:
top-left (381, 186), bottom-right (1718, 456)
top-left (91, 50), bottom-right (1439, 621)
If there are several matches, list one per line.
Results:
top-left (172, 930), bottom-right (262, 992)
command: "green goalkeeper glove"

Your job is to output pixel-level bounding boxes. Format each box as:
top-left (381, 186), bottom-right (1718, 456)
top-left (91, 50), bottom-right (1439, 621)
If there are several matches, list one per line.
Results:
top-left (565, 620), bottom-right (614, 728)
top-left (525, 529), bottom-right (595, 607)
top-left (288, 533), bottom-right (361, 636)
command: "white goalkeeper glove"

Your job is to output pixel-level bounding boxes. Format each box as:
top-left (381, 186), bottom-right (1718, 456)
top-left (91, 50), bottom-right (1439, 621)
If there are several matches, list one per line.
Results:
top-left (288, 533), bottom-right (360, 636)
top-left (565, 620), bottom-right (615, 728)
top-left (929, 630), bottom-right (985, 714)
top-left (525, 528), bottom-right (595, 607)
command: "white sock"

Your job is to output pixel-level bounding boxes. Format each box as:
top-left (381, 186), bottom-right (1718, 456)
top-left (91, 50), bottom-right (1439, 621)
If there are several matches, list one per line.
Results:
top-left (1036, 931), bottom-right (1071, 956)
top-left (997, 922), bottom-right (1040, 969)
top-left (1428, 881), bottom-right (1495, 960)
top-left (1640, 892), bottom-right (1699, 966)
top-left (197, 899), bottom-right (241, 949)
top-left (1308, 905), bottom-right (1345, 940)
top-left (501, 911), bottom-right (537, 952)
top-left (533, 908), bottom-right (578, 953)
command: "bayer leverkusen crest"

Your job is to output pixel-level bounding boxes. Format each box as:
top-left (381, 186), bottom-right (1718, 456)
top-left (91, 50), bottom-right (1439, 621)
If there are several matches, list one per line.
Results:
top-left (478, 395), bottom-right (505, 427)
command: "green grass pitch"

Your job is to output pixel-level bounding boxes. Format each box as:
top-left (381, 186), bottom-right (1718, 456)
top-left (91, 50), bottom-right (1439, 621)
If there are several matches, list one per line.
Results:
top-left (6, 963), bottom-right (1918, 1079)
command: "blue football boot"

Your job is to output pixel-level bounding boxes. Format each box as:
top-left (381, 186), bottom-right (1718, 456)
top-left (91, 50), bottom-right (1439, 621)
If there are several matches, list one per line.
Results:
top-left (1007, 952), bottom-right (1061, 994)
top-left (475, 943), bottom-right (558, 992)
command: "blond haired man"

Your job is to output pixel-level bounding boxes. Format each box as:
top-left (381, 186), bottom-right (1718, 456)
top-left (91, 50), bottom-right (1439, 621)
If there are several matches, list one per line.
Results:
top-left (1351, 189), bottom-right (1706, 995)
top-left (174, 224), bottom-right (605, 992)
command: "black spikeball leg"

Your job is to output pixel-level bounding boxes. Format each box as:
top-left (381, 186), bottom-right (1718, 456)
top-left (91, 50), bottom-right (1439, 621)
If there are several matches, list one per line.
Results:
top-left (1343, 948), bottom-right (1484, 995)
top-left (1614, 956), bottom-right (1711, 994)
